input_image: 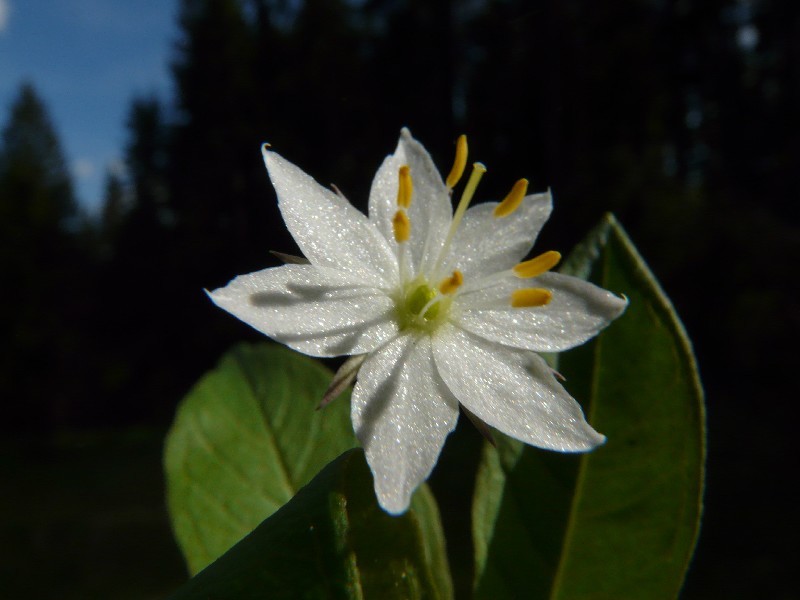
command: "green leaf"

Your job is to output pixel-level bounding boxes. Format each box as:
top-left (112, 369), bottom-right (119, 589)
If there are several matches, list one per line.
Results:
top-left (410, 482), bottom-right (454, 600)
top-left (168, 449), bottom-right (447, 600)
top-left (164, 343), bottom-right (359, 573)
top-left (472, 214), bottom-right (705, 599)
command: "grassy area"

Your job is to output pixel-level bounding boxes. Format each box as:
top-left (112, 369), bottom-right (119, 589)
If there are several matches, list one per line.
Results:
top-left (0, 428), bottom-right (186, 599)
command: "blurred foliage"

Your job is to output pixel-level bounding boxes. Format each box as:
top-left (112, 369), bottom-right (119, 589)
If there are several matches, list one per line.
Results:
top-left (0, 0), bottom-right (797, 597)
top-left (0, 429), bottom-right (185, 598)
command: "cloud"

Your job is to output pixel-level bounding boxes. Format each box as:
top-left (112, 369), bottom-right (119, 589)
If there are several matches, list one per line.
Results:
top-left (73, 158), bottom-right (96, 180)
top-left (0, 0), bottom-right (10, 34)
top-left (62, 0), bottom-right (167, 36)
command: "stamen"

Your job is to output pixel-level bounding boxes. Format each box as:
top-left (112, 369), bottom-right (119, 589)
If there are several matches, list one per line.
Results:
top-left (438, 270), bottom-right (463, 295)
top-left (446, 135), bottom-right (468, 189)
top-left (513, 251), bottom-right (561, 279)
top-left (397, 165), bottom-right (413, 208)
top-left (511, 288), bottom-right (552, 308)
top-left (433, 162), bottom-right (487, 274)
top-left (393, 209), bottom-right (410, 242)
top-left (494, 178), bottom-right (529, 218)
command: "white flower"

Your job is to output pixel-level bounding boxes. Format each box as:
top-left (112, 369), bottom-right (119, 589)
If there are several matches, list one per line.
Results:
top-left (209, 129), bottom-right (627, 515)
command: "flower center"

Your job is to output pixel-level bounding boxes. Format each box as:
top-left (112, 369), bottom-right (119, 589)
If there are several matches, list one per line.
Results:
top-left (396, 280), bottom-right (452, 331)
top-left (406, 283), bottom-right (438, 318)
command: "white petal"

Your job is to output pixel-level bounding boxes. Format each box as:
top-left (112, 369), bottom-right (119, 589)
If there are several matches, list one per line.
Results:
top-left (454, 272), bottom-right (628, 352)
top-left (368, 129), bottom-right (452, 277)
top-left (352, 333), bottom-right (459, 514)
top-left (208, 264), bottom-right (399, 357)
top-left (446, 191), bottom-right (553, 279)
top-left (263, 148), bottom-right (398, 287)
top-left (433, 326), bottom-right (605, 451)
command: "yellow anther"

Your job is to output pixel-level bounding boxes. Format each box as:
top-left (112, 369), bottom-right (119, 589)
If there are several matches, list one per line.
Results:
top-left (446, 135), bottom-right (468, 189)
top-left (494, 178), bottom-right (529, 218)
top-left (511, 288), bottom-right (552, 308)
top-left (392, 209), bottom-right (410, 243)
top-left (438, 270), bottom-right (463, 295)
top-left (397, 165), bottom-right (413, 208)
top-left (513, 251), bottom-right (562, 279)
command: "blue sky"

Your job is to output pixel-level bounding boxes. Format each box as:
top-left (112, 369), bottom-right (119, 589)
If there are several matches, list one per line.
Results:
top-left (0, 0), bottom-right (175, 213)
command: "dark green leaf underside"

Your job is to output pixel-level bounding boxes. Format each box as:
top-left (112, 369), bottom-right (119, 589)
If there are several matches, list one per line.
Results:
top-left (169, 450), bottom-right (445, 600)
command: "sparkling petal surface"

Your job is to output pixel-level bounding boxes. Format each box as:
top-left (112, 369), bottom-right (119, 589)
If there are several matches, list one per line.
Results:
top-left (263, 149), bottom-right (398, 288)
top-left (445, 191), bottom-right (553, 279)
top-left (352, 333), bottom-right (459, 514)
top-left (208, 264), bottom-right (399, 357)
top-left (454, 271), bottom-right (628, 352)
top-left (433, 325), bottom-right (605, 451)
top-left (368, 128), bottom-right (452, 277)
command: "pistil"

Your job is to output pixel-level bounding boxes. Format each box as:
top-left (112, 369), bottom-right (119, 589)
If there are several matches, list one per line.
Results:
top-left (433, 162), bottom-right (487, 276)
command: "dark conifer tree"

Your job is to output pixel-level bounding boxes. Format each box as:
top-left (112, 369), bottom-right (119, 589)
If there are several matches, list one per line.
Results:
top-left (126, 98), bottom-right (170, 223)
top-left (169, 0), bottom-right (271, 272)
top-left (101, 171), bottom-right (127, 234)
top-left (0, 83), bottom-right (82, 430)
top-left (362, 0), bottom-right (456, 170)
top-left (88, 97), bottom-right (179, 425)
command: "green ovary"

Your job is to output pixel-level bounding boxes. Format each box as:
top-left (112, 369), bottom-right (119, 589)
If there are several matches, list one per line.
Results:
top-left (396, 281), bottom-right (448, 331)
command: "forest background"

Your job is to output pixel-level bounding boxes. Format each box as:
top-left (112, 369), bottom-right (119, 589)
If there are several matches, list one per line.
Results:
top-left (1, 0), bottom-right (796, 597)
